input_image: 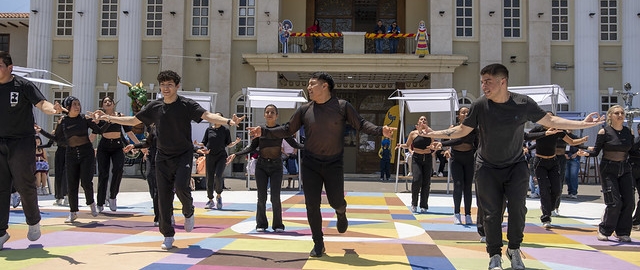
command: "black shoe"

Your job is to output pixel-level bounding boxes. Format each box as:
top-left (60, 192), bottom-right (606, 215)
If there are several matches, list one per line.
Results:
top-left (336, 211), bottom-right (348, 233)
top-left (309, 243), bottom-right (325, 257)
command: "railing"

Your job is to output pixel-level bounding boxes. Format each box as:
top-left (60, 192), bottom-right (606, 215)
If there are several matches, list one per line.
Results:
top-left (282, 32), bottom-right (427, 55)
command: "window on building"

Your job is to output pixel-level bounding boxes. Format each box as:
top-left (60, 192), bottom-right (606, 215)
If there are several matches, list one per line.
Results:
top-left (455, 0), bottom-right (473, 37)
top-left (146, 0), bottom-right (163, 36)
top-left (52, 90), bottom-right (70, 129)
top-left (192, 0), bottom-right (209, 36)
top-left (101, 0), bottom-right (118, 36)
top-left (601, 95), bottom-right (618, 112)
top-left (503, 0), bottom-right (521, 38)
top-left (238, 0), bottom-right (255, 37)
top-left (551, 0), bottom-right (569, 41)
top-left (0, 34), bottom-right (9, 52)
top-left (234, 95), bottom-right (252, 152)
top-left (458, 97), bottom-right (472, 106)
top-left (56, 0), bottom-right (73, 36)
top-left (600, 0), bottom-right (618, 41)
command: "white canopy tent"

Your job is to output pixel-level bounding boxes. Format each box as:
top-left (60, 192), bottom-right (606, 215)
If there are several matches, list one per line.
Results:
top-left (508, 84), bottom-right (568, 114)
top-left (13, 66), bottom-right (73, 87)
top-left (243, 87), bottom-right (308, 189)
top-left (389, 89), bottom-right (460, 193)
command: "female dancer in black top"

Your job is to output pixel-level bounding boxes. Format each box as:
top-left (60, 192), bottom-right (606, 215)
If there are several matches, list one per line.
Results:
top-left (95, 96), bottom-right (140, 212)
top-left (397, 116), bottom-right (437, 213)
top-left (227, 104), bottom-right (303, 232)
top-left (439, 107), bottom-right (478, 224)
top-left (578, 105), bottom-right (635, 242)
top-left (196, 112), bottom-right (240, 210)
top-left (59, 96), bottom-right (109, 223)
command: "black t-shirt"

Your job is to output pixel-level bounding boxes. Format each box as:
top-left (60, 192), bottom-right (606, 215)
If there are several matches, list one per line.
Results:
top-left (463, 92), bottom-right (546, 166)
top-left (135, 95), bottom-right (205, 158)
top-left (527, 125), bottom-right (566, 156)
top-left (0, 75), bottom-right (46, 138)
top-left (201, 125), bottom-right (232, 156)
top-left (263, 97), bottom-right (382, 160)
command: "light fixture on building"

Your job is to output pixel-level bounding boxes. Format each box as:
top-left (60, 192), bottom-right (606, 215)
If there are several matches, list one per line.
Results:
top-left (195, 54), bottom-right (202, 61)
top-left (31, 9), bottom-right (38, 14)
top-left (553, 62), bottom-right (568, 71)
top-left (123, 10), bottom-right (129, 15)
top-left (149, 83), bottom-right (155, 92)
top-left (538, 12), bottom-right (544, 18)
top-left (589, 12), bottom-right (596, 18)
top-left (489, 11), bottom-right (495, 17)
top-left (510, 56), bottom-right (516, 63)
top-left (218, 10), bottom-right (224, 16)
top-left (461, 89), bottom-right (467, 98)
top-left (603, 61), bottom-right (617, 65)
top-left (170, 11), bottom-right (176, 16)
top-left (77, 11), bottom-right (84, 16)
top-left (264, 11), bottom-right (270, 17)
top-left (103, 83), bottom-right (109, 91)
top-left (608, 87), bottom-right (614, 96)
top-left (439, 11), bottom-right (445, 16)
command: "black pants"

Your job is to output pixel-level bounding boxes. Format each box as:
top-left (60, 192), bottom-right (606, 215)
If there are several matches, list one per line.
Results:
top-left (598, 159), bottom-right (634, 237)
top-left (411, 153), bottom-right (432, 209)
top-left (0, 136), bottom-right (41, 236)
top-left (54, 146), bottom-right (67, 200)
top-left (451, 150), bottom-right (474, 215)
top-left (156, 150), bottom-right (194, 237)
top-left (301, 154), bottom-right (346, 245)
top-left (630, 159), bottom-right (640, 226)
top-left (146, 148), bottom-right (158, 222)
top-left (205, 152), bottom-right (227, 198)
top-left (475, 160), bottom-right (528, 256)
top-left (533, 156), bottom-right (562, 223)
top-left (255, 157), bottom-right (284, 230)
top-left (96, 138), bottom-right (125, 206)
top-left (66, 143), bottom-right (96, 212)
top-left (379, 159), bottom-right (390, 180)
top-left (554, 154), bottom-right (567, 209)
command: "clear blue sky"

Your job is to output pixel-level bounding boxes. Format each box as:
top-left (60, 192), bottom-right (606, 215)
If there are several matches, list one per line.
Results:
top-left (0, 0), bottom-right (30, 13)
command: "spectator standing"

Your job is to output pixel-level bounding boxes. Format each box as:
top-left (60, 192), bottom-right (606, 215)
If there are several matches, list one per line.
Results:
top-left (306, 19), bottom-right (322, 53)
top-left (387, 21), bottom-right (401, 54)
top-left (379, 138), bottom-right (391, 182)
top-left (374, 20), bottom-right (386, 54)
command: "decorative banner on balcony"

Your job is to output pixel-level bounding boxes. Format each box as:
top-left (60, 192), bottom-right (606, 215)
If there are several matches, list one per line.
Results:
top-left (365, 33), bottom-right (416, 39)
top-left (290, 32), bottom-right (343, 38)
top-left (381, 105), bottom-right (400, 163)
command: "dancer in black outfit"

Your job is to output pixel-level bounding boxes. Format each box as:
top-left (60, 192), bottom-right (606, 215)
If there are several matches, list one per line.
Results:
top-left (424, 64), bottom-right (603, 270)
top-left (59, 96), bottom-right (109, 223)
top-left (0, 51), bottom-right (63, 250)
top-left (248, 72), bottom-right (395, 257)
top-left (37, 122), bottom-right (68, 206)
top-left (227, 104), bottom-right (303, 232)
top-left (578, 105), bottom-right (635, 242)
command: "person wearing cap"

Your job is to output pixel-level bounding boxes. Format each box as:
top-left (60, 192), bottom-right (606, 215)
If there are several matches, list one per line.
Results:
top-left (0, 51), bottom-right (65, 250)
top-left (96, 70), bottom-right (244, 250)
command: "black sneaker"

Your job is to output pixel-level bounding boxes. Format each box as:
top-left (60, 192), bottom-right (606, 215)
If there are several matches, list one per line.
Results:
top-left (309, 243), bottom-right (325, 257)
top-left (336, 211), bottom-right (348, 233)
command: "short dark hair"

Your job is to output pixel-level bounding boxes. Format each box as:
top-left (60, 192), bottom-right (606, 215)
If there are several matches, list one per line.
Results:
top-left (480, 63), bottom-right (509, 80)
top-left (157, 70), bottom-right (181, 85)
top-left (215, 111), bottom-right (224, 117)
top-left (310, 71), bottom-right (335, 93)
top-left (0, 51), bottom-right (13, 67)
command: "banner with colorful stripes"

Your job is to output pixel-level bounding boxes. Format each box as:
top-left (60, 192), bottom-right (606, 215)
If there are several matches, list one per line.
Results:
top-left (365, 33), bottom-right (416, 39)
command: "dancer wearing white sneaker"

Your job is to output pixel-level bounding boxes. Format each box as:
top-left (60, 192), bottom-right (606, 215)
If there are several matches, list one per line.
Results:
top-left (0, 51), bottom-right (64, 248)
top-left (99, 70), bottom-right (244, 250)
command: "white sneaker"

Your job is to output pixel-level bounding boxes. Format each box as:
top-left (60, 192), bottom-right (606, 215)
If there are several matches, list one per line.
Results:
top-left (480, 236), bottom-right (486, 243)
top-left (410, 206), bottom-right (417, 213)
top-left (437, 172), bottom-right (443, 177)
top-left (597, 231), bottom-right (609, 241)
top-left (256, 228), bottom-right (266, 232)
top-left (184, 215), bottom-right (194, 232)
top-left (506, 248), bottom-right (525, 270)
top-left (90, 203), bottom-right (98, 217)
top-left (11, 192), bottom-right (20, 208)
top-left (161, 237), bottom-right (174, 250)
top-left (97, 205), bottom-right (104, 213)
top-left (62, 196), bottom-right (69, 206)
top-left (529, 193), bottom-right (539, 198)
top-left (109, 198), bottom-right (117, 212)
top-left (420, 208), bottom-right (428, 213)
top-left (542, 221), bottom-right (551, 228)
top-left (551, 209), bottom-right (559, 217)
top-left (205, 199), bottom-right (214, 209)
top-left (633, 225), bottom-right (640, 231)
top-left (0, 233), bottom-right (10, 250)
top-left (453, 213), bottom-right (462, 225)
top-left (465, 214), bottom-right (473, 225)
top-left (570, 194), bottom-right (578, 199)
top-left (27, 222), bottom-right (41, 241)
top-left (274, 228), bottom-right (285, 233)
top-left (488, 254), bottom-right (502, 270)
top-left (154, 221), bottom-right (159, 227)
top-left (65, 212), bottom-right (78, 223)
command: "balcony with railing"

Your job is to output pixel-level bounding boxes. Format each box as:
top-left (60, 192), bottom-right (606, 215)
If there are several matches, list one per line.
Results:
top-left (281, 32), bottom-right (426, 55)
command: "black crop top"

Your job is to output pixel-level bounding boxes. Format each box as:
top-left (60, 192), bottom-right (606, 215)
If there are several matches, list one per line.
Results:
top-left (412, 135), bottom-right (432, 150)
top-left (236, 125), bottom-right (303, 160)
top-left (61, 114), bottom-right (109, 147)
top-left (586, 125), bottom-right (633, 161)
top-left (526, 125), bottom-right (566, 156)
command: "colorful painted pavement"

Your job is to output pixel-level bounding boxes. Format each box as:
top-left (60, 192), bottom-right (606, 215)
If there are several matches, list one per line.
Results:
top-left (2, 191), bottom-right (640, 269)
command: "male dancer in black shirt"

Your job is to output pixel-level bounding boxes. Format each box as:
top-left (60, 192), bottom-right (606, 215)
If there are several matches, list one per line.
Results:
top-left (423, 64), bottom-right (603, 270)
top-left (0, 51), bottom-right (65, 250)
top-left (97, 70), bottom-right (243, 250)
top-left (248, 72), bottom-right (396, 257)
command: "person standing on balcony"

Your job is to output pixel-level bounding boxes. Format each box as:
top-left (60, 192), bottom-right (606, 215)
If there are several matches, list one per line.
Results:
top-left (374, 20), bottom-right (386, 54)
top-left (306, 19), bottom-right (322, 53)
top-left (387, 21), bottom-right (401, 54)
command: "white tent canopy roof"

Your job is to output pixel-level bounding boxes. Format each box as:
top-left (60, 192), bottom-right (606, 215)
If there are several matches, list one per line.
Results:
top-left (389, 88), bottom-right (460, 113)
top-left (508, 84), bottom-right (568, 106)
top-left (245, 87), bottom-right (307, 109)
top-left (12, 66), bottom-right (73, 87)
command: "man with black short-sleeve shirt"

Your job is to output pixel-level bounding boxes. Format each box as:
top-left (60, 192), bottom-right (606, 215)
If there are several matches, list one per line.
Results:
top-left (97, 70), bottom-right (243, 250)
top-left (0, 51), bottom-right (65, 250)
top-left (425, 64), bottom-right (603, 270)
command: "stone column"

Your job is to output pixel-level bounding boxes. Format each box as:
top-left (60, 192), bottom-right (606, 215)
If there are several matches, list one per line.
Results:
top-left (116, 0), bottom-right (142, 114)
top-left (528, 0), bottom-right (551, 85)
top-left (28, 0), bottom-right (54, 129)
top-left (72, 0), bottom-right (99, 110)
top-left (210, 0), bottom-right (233, 115)
top-left (161, 0), bottom-right (185, 74)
